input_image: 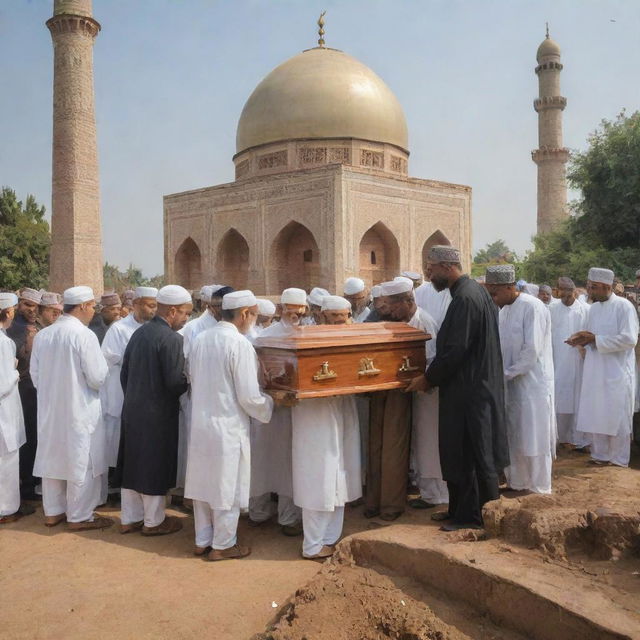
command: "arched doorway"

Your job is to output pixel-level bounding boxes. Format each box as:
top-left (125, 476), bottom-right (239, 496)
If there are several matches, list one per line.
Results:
top-left (174, 237), bottom-right (202, 290)
top-left (421, 230), bottom-right (451, 268)
top-left (270, 221), bottom-right (320, 292)
top-left (215, 229), bottom-right (249, 289)
top-left (358, 222), bottom-right (400, 286)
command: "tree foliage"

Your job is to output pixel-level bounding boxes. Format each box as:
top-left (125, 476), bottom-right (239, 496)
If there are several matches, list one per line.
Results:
top-left (471, 239), bottom-right (519, 278)
top-left (0, 187), bottom-right (50, 290)
top-left (522, 111), bottom-right (640, 284)
top-left (103, 262), bottom-right (165, 292)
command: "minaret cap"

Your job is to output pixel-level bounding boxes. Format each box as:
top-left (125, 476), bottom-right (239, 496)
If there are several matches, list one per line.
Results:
top-left (536, 25), bottom-right (561, 62)
top-left (317, 10), bottom-right (326, 47)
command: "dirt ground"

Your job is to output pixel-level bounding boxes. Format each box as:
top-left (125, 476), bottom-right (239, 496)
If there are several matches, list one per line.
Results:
top-left (2, 446), bottom-right (639, 640)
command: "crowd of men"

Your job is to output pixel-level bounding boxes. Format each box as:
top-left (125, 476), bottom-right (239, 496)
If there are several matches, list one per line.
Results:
top-left (1, 245), bottom-right (639, 562)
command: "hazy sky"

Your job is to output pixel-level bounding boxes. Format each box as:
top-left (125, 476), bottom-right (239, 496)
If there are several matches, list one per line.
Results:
top-left (2, 0), bottom-right (639, 275)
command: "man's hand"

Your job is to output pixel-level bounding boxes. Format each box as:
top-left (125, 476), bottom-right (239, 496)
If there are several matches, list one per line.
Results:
top-left (404, 374), bottom-right (431, 393)
top-left (25, 324), bottom-right (37, 351)
top-left (566, 331), bottom-right (596, 347)
top-left (270, 390), bottom-right (298, 407)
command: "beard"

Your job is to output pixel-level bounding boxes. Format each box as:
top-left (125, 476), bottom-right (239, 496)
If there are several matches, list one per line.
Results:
top-left (431, 275), bottom-right (449, 292)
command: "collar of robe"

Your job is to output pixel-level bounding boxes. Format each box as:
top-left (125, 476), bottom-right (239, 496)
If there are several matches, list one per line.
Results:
top-left (450, 274), bottom-right (469, 296)
top-left (217, 320), bottom-right (239, 333)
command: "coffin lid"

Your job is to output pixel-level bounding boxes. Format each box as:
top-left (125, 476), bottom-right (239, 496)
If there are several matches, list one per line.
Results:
top-left (255, 322), bottom-right (430, 350)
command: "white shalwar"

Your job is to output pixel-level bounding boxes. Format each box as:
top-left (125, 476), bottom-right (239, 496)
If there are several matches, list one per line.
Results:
top-left (120, 488), bottom-right (165, 527)
top-left (101, 313), bottom-right (143, 466)
top-left (31, 315), bottom-right (108, 522)
top-left (576, 294), bottom-right (638, 466)
top-left (549, 300), bottom-right (589, 447)
top-left (185, 321), bottom-right (273, 549)
top-left (249, 321), bottom-right (301, 526)
top-left (408, 308), bottom-right (448, 504)
top-left (292, 395), bottom-right (361, 557)
top-left (499, 295), bottom-right (555, 494)
top-left (0, 330), bottom-right (26, 516)
top-left (414, 282), bottom-right (452, 329)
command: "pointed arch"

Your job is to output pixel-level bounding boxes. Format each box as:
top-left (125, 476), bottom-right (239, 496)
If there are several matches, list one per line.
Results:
top-left (358, 221), bottom-right (400, 286)
top-left (421, 230), bottom-right (451, 267)
top-left (269, 221), bottom-right (320, 292)
top-left (215, 228), bottom-right (249, 289)
top-left (174, 237), bottom-right (202, 290)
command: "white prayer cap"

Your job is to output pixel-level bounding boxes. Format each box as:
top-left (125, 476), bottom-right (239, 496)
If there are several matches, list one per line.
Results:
top-left (63, 286), bottom-right (94, 305)
top-left (343, 277), bottom-right (365, 295)
top-left (321, 295), bottom-right (351, 311)
top-left (157, 285), bottom-right (192, 305)
top-left (0, 292), bottom-right (18, 309)
top-left (222, 290), bottom-right (257, 310)
top-left (134, 286), bottom-right (158, 300)
top-left (307, 287), bottom-right (330, 306)
top-left (281, 288), bottom-right (308, 306)
top-left (257, 299), bottom-right (276, 316)
top-left (393, 276), bottom-right (414, 287)
top-left (371, 285), bottom-right (383, 299)
top-left (381, 279), bottom-right (413, 296)
top-left (200, 285), bottom-right (216, 303)
top-left (523, 283), bottom-right (539, 296)
top-left (210, 284), bottom-right (225, 294)
top-left (19, 287), bottom-right (42, 304)
top-left (588, 267), bottom-right (614, 285)
top-left (401, 271), bottom-right (422, 281)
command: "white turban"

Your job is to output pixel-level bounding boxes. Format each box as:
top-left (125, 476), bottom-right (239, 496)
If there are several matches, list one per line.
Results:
top-left (281, 288), bottom-right (308, 306)
top-left (307, 287), bottom-right (330, 306)
top-left (0, 292), bottom-right (18, 310)
top-left (134, 286), bottom-right (158, 300)
top-left (588, 267), bottom-right (614, 285)
top-left (257, 299), bottom-right (276, 316)
top-left (222, 290), bottom-right (257, 310)
top-left (63, 286), bottom-right (94, 305)
top-left (321, 295), bottom-right (351, 311)
top-left (343, 277), bottom-right (365, 295)
top-left (157, 285), bottom-right (192, 305)
top-left (382, 280), bottom-right (413, 296)
top-left (371, 285), bottom-right (383, 299)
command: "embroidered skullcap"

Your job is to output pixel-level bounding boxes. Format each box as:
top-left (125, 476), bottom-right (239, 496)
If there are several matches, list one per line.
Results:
top-left (222, 290), bottom-right (257, 310)
top-left (156, 285), bottom-right (192, 305)
top-left (321, 295), bottom-right (351, 311)
top-left (401, 271), bottom-right (422, 281)
top-left (307, 287), bottom-right (330, 306)
top-left (257, 299), bottom-right (276, 316)
top-left (122, 289), bottom-right (135, 301)
top-left (485, 264), bottom-right (516, 285)
top-left (588, 267), bottom-right (614, 285)
top-left (343, 277), bottom-right (365, 295)
top-left (281, 288), bottom-right (308, 306)
top-left (558, 277), bottom-right (575, 289)
top-left (371, 285), bottom-right (383, 299)
top-left (40, 291), bottom-right (63, 308)
top-left (0, 292), bottom-right (19, 310)
top-left (381, 279), bottom-right (413, 296)
top-left (134, 286), bottom-right (157, 299)
top-left (63, 286), bottom-right (94, 305)
top-left (539, 285), bottom-right (552, 295)
top-left (19, 287), bottom-right (41, 304)
top-left (427, 245), bottom-right (461, 263)
top-left (100, 293), bottom-right (121, 307)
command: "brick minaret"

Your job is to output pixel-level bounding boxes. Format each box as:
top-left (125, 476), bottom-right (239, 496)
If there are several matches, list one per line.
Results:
top-left (47, 0), bottom-right (103, 295)
top-left (531, 27), bottom-right (569, 235)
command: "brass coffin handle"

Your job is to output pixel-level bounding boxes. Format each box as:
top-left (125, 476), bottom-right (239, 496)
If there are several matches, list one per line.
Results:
top-left (358, 357), bottom-right (381, 377)
top-left (313, 361), bottom-right (337, 381)
top-left (398, 356), bottom-right (419, 373)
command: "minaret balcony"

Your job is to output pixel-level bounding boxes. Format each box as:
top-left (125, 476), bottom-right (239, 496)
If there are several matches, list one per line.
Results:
top-left (535, 61), bottom-right (563, 74)
top-left (531, 147), bottom-right (570, 164)
top-left (534, 96), bottom-right (567, 112)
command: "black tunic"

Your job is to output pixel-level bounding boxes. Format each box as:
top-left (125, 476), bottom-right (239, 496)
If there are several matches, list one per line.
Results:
top-left (88, 314), bottom-right (108, 345)
top-left (118, 316), bottom-right (188, 495)
top-left (425, 275), bottom-right (509, 483)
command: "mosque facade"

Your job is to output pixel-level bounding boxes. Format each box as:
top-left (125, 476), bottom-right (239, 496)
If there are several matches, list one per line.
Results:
top-left (164, 39), bottom-right (472, 294)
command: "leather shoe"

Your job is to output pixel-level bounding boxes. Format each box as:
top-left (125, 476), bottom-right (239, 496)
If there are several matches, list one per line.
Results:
top-left (44, 513), bottom-right (67, 527)
top-left (141, 515), bottom-right (183, 536)
top-left (431, 511), bottom-right (452, 522)
top-left (194, 545), bottom-right (212, 556)
top-left (68, 516), bottom-right (114, 531)
top-left (205, 544), bottom-right (251, 561)
top-left (119, 520), bottom-right (144, 534)
top-left (281, 521), bottom-right (303, 537)
top-left (303, 545), bottom-right (335, 560)
top-left (380, 511), bottom-right (403, 521)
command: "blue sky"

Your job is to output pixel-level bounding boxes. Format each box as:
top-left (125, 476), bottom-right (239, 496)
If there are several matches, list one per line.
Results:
top-left (1, 0), bottom-right (639, 275)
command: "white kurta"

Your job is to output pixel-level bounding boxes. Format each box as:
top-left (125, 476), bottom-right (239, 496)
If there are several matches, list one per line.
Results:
top-left (100, 313), bottom-right (143, 465)
top-left (499, 294), bottom-right (555, 459)
top-left (31, 315), bottom-right (108, 483)
top-left (185, 321), bottom-right (273, 510)
top-left (576, 294), bottom-right (638, 437)
top-left (182, 310), bottom-right (217, 362)
top-left (353, 307), bottom-right (371, 323)
top-left (414, 282), bottom-right (452, 329)
top-left (0, 330), bottom-right (25, 457)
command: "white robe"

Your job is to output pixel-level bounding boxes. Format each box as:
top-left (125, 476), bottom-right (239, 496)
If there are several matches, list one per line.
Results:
top-left (185, 321), bottom-right (273, 510)
top-left (353, 307), bottom-right (371, 323)
top-left (100, 313), bottom-right (143, 465)
top-left (0, 330), bottom-right (25, 457)
top-left (549, 300), bottom-right (588, 415)
top-left (499, 294), bottom-right (555, 458)
top-left (31, 315), bottom-right (108, 483)
top-left (576, 294), bottom-right (638, 436)
top-left (414, 281), bottom-right (452, 329)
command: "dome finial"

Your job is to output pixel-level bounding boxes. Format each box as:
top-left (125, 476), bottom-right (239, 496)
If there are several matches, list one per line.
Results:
top-left (545, 21), bottom-right (549, 38)
top-left (317, 10), bottom-right (326, 47)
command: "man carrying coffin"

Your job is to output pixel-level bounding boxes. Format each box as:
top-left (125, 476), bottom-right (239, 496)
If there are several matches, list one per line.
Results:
top-left (570, 268), bottom-right (639, 467)
top-left (185, 290), bottom-right (275, 560)
top-left (118, 285), bottom-right (191, 535)
top-left (343, 277), bottom-right (371, 323)
top-left (291, 296), bottom-right (362, 559)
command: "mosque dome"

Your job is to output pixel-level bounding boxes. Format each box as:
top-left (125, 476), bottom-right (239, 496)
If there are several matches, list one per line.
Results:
top-left (235, 47), bottom-right (408, 156)
top-left (536, 36), bottom-right (561, 62)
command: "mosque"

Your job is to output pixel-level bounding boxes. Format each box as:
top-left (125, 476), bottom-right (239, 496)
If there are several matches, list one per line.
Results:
top-left (163, 20), bottom-right (472, 294)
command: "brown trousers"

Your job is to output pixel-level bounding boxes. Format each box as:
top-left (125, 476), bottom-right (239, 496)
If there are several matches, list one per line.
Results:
top-left (365, 390), bottom-right (412, 514)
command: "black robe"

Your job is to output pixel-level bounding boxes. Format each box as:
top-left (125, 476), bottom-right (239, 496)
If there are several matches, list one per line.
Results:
top-left (425, 275), bottom-right (509, 483)
top-left (88, 314), bottom-right (108, 345)
top-left (117, 315), bottom-right (188, 495)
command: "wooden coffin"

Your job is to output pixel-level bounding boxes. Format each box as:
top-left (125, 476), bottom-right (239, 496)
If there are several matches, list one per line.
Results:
top-left (255, 322), bottom-right (430, 399)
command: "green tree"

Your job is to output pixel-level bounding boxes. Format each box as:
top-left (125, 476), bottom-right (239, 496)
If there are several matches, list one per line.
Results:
top-left (0, 187), bottom-right (50, 290)
top-left (471, 239), bottom-right (519, 279)
top-left (103, 262), bottom-right (165, 292)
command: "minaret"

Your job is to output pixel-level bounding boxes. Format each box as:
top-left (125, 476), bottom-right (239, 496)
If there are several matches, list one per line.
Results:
top-left (46, 0), bottom-right (103, 295)
top-left (532, 27), bottom-right (569, 235)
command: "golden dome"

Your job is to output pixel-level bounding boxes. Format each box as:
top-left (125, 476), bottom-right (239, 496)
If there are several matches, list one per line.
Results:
top-left (536, 36), bottom-right (561, 62)
top-left (236, 47), bottom-right (408, 155)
